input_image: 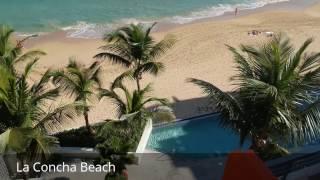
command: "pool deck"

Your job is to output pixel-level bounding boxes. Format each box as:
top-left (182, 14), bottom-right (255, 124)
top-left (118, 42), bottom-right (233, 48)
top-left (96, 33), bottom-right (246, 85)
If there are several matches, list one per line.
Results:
top-left (127, 151), bottom-right (226, 180)
top-left (126, 151), bottom-right (320, 180)
top-left (286, 163), bottom-right (320, 180)
top-left (137, 145), bottom-right (320, 180)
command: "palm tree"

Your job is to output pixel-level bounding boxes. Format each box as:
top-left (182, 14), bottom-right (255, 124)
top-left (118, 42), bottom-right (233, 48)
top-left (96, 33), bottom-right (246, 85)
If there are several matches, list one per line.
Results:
top-left (94, 23), bottom-right (176, 91)
top-left (0, 25), bottom-right (45, 74)
top-left (188, 35), bottom-right (320, 156)
top-left (99, 76), bottom-right (175, 122)
top-left (0, 59), bottom-right (77, 179)
top-left (52, 59), bottom-right (102, 135)
top-left (0, 65), bottom-right (10, 91)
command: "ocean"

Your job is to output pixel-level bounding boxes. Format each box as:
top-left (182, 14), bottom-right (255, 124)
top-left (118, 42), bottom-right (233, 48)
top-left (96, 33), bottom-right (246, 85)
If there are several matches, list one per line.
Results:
top-left (0, 0), bottom-right (289, 38)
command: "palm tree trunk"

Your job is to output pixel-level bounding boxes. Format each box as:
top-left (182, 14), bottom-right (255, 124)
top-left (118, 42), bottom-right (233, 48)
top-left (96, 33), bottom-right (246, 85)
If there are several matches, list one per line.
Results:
top-left (136, 60), bottom-right (141, 92)
top-left (250, 138), bottom-right (258, 150)
top-left (84, 111), bottom-right (94, 135)
top-left (136, 78), bottom-right (141, 92)
top-left (250, 135), bottom-right (268, 152)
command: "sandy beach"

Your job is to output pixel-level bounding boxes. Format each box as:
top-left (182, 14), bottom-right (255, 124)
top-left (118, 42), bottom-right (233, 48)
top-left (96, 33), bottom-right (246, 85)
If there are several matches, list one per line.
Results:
top-left (22, 1), bottom-right (320, 130)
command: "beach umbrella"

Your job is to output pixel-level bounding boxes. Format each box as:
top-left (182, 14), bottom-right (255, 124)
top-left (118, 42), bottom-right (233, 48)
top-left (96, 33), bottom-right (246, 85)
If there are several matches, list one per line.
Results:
top-left (223, 150), bottom-right (277, 180)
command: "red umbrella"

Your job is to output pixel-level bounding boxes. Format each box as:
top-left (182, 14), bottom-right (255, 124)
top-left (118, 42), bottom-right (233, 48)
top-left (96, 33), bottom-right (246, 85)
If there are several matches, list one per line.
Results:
top-left (223, 150), bottom-right (277, 180)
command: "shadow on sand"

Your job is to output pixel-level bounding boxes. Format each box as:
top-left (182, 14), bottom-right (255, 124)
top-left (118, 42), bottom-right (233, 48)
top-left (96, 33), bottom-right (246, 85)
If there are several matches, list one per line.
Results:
top-left (171, 96), bottom-right (217, 120)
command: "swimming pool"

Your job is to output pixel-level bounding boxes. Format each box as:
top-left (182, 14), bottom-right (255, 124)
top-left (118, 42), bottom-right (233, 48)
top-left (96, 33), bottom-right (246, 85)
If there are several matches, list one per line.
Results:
top-left (146, 114), bottom-right (250, 154)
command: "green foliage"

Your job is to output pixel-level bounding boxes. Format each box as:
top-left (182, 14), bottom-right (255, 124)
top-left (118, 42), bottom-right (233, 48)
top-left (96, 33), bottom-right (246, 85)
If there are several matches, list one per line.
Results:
top-left (95, 116), bottom-right (146, 178)
top-left (0, 65), bottom-right (11, 90)
top-left (100, 76), bottom-right (175, 122)
top-left (189, 34), bottom-right (320, 159)
top-left (0, 61), bottom-right (77, 134)
top-left (0, 25), bottom-right (81, 178)
top-left (0, 127), bottom-right (58, 170)
top-left (0, 25), bottom-right (45, 74)
top-left (53, 59), bottom-right (102, 104)
top-left (96, 117), bottom-right (146, 153)
top-left (55, 116), bottom-right (146, 179)
top-left (54, 123), bottom-right (104, 147)
top-left (95, 23), bottom-right (176, 90)
top-left (53, 59), bottom-right (102, 134)
top-left (0, 60), bottom-right (78, 175)
top-left (54, 116), bottom-right (145, 149)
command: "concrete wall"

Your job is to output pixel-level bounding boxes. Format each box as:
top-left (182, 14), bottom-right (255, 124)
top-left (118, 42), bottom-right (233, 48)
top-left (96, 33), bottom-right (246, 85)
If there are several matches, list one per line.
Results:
top-left (136, 118), bottom-right (153, 153)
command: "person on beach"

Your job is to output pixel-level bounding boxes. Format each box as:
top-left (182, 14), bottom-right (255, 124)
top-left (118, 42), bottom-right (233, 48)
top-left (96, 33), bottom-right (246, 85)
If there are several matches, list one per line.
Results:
top-left (235, 8), bottom-right (238, 16)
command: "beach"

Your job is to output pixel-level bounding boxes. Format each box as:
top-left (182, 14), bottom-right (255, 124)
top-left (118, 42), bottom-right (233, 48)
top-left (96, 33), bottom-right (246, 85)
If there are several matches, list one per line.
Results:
top-left (21, 1), bottom-right (320, 130)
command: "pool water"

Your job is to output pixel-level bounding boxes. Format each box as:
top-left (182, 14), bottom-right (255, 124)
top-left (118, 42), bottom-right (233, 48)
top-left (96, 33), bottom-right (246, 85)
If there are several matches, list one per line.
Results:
top-left (146, 114), bottom-right (250, 154)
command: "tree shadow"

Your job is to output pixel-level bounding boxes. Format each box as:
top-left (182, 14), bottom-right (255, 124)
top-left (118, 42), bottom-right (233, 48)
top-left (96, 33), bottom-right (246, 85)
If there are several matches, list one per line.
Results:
top-left (171, 96), bottom-right (217, 120)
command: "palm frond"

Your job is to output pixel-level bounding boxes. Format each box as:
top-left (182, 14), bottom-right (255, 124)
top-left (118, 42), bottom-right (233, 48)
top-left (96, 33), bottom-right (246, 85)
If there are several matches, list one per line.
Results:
top-left (94, 52), bottom-right (132, 67)
top-left (145, 22), bottom-right (157, 37)
top-left (135, 62), bottom-right (164, 77)
top-left (14, 50), bottom-right (46, 64)
top-left (0, 64), bottom-right (11, 90)
top-left (284, 38), bottom-right (313, 78)
top-left (66, 58), bottom-right (80, 69)
top-left (227, 45), bottom-right (254, 79)
top-left (187, 78), bottom-right (242, 121)
top-left (0, 25), bottom-right (15, 57)
top-left (99, 88), bottom-right (127, 117)
top-left (150, 106), bottom-right (176, 123)
top-left (111, 70), bottom-right (134, 90)
top-left (90, 66), bottom-right (103, 88)
top-left (0, 128), bottom-right (33, 153)
top-left (104, 26), bottom-right (132, 43)
top-left (300, 100), bottom-right (320, 142)
top-left (139, 83), bottom-right (153, 97)
top-left (31, 69), bottom-right (54, 95)
top-left (23, 58), bottom-right (38, 79)
top-left (30, 131), bottom-right (58, 158)
top-left (241, 78), bottom-right (278, 99)
top-left (299, 52), bottom-right (320, 73)
top-left (34, 103), bottom-right (81, 131)
top-left (142, 97), bottom-right (169, 106)
top-left (52, 70), bottom-right (79, 97)
top-left (31, 88), bottom-right (59, 105)
top-left (148, 34), bottom-right (176, 60)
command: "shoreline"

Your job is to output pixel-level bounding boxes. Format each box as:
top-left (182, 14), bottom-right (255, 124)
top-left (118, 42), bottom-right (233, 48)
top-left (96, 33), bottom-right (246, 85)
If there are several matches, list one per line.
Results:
top-left (18, 0), bottom-right (319, 41)
top-left (22, 1), bottom-right (320, 130)
top-left (155, 0), bottom-right (320, 32)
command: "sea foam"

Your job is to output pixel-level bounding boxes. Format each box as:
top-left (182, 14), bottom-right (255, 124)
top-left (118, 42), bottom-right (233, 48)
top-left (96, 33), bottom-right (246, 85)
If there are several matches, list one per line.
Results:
top-left (61, 19), bottom-right (156, 39)
top-left (16, 0), bottom-right (290, 39)
top-left (168, 0), bottom-right (290, 24)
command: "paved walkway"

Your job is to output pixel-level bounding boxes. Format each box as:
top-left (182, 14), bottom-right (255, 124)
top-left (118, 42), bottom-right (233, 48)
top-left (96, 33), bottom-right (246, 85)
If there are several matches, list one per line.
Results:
top-left (0, 156), bottom-right (11, 180)
top-left (127, 153), bottom-right (226, 180)
top-left (286, 163), bottom-right (320, 180)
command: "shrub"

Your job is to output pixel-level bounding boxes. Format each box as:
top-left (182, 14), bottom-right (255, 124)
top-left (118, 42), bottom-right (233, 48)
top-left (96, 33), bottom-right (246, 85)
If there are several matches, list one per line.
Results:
top-left (54, 123), bottom-right (104, 147)
top-left (95, 115), bottom-right (146, 178)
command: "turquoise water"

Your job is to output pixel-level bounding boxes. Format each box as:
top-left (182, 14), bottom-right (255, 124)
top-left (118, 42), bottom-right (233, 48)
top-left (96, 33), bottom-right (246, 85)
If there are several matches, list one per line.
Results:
top-left (147, 114), bottom-right (250, 153)
top-left (0, 0), bottom-right (288, 38)
top-left (147, 113), bottom-right (320, 154)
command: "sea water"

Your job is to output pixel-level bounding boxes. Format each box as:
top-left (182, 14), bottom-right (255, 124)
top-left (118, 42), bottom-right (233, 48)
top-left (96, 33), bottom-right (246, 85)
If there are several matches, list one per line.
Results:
top-left (0, 0), bottom-right (289, 38)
